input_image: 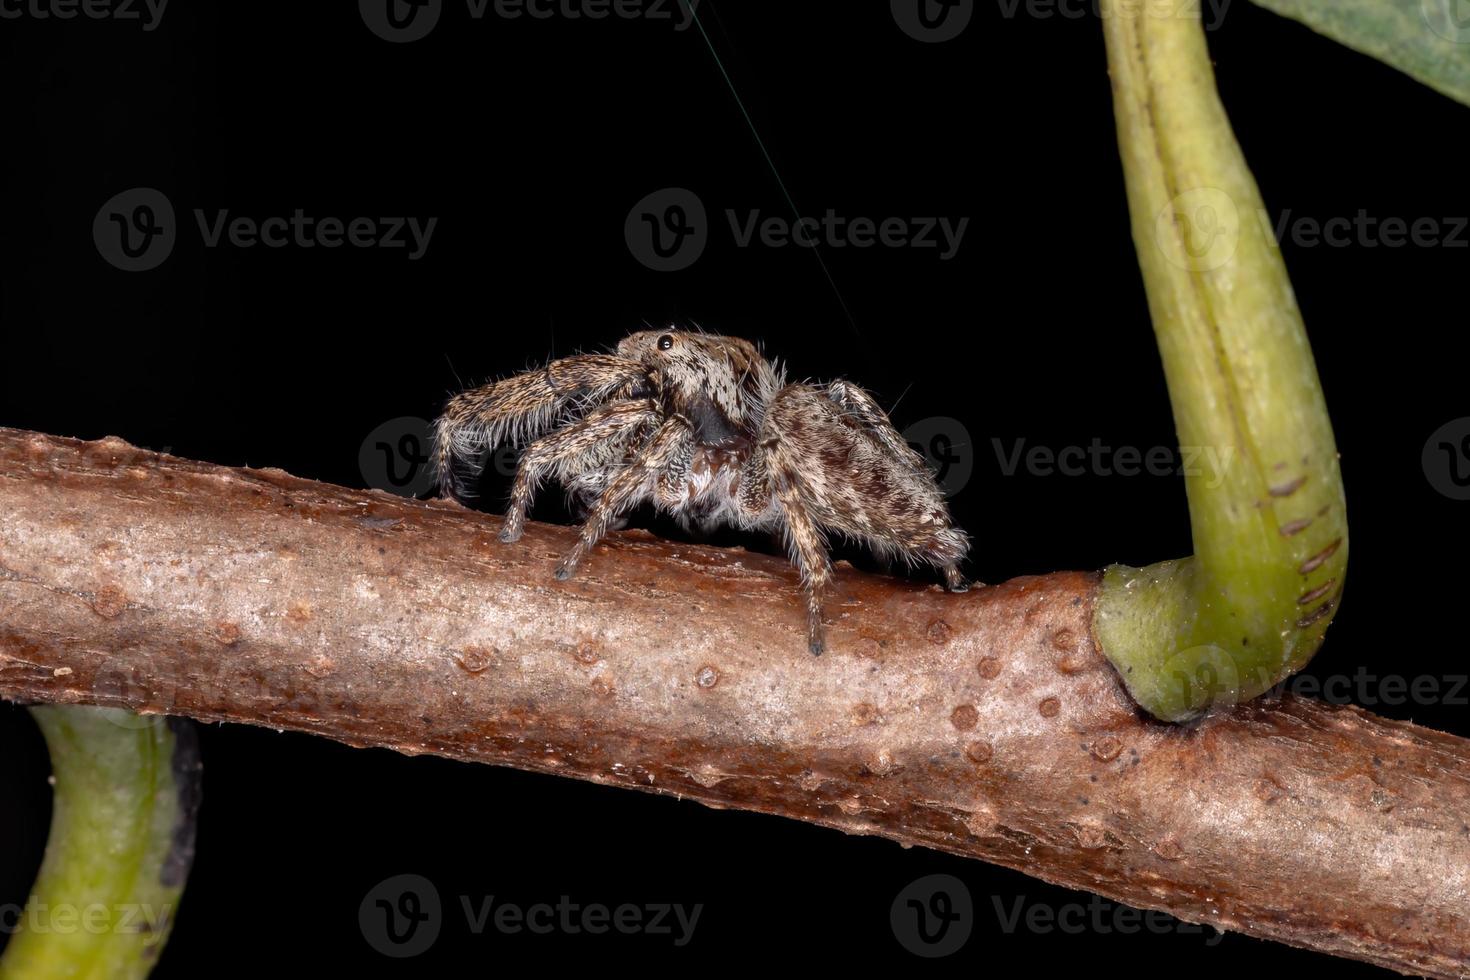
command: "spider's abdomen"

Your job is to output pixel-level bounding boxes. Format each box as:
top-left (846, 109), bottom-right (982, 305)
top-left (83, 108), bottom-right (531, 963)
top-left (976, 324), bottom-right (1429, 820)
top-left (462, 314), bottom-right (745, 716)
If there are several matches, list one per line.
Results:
top-left (761, 384), bottom-right (969, 566)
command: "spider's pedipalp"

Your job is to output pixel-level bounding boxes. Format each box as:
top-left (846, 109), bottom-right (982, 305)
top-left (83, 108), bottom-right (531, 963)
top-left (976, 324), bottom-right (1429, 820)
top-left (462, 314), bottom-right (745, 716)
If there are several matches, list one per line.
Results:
top-left (432, 354), bottom-right (648, 502)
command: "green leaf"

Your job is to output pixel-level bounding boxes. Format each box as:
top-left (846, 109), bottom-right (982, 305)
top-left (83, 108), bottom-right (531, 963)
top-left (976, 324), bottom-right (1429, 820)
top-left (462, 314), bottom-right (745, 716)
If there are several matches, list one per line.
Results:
top-left (1252, 0), bottom-right (1470, 108)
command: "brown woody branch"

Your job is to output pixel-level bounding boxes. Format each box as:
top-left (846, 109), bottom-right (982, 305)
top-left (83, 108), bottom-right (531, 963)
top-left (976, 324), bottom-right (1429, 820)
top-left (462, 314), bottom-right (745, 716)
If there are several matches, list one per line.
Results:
top-left (1, 427), bottom-right (1467, 976)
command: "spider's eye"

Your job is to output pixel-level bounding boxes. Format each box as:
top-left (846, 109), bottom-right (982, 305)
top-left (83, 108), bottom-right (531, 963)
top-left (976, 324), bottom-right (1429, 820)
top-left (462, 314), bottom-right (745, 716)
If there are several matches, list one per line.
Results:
top-left (657, 334), bottom-right (674, 351)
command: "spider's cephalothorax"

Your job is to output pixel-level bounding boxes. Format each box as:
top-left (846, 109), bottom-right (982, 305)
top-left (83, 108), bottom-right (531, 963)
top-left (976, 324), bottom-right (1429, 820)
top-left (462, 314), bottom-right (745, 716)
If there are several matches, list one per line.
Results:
top-left (432, 329), bottom-right (970, 654)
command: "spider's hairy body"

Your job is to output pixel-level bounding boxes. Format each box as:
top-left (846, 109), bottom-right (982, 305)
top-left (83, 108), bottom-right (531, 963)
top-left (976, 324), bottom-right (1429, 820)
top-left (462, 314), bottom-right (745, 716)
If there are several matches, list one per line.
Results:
top-left (432, 329), bottom-right (970, 654)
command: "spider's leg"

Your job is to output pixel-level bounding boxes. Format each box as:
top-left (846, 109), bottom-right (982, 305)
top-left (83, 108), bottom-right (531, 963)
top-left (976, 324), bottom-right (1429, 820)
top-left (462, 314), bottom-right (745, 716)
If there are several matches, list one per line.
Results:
top-left (766, 459), bottom-right (834, 656)
top-left (432, 354), bottom-right (648, 502)
top-left (762, 382), bottom-right (974, 653)
top-left (779, 492), bottom-right (834, 656)
top-left (747, 408), bottom-right (836, 655)
top-left (823, 379), bottom-right (928, 474)
top-left (500, 399), bottom-right (657, 543)
top-left (554, 418), bottom-right (691, 580)
top-left (829, 379), bottom-right (940, 481)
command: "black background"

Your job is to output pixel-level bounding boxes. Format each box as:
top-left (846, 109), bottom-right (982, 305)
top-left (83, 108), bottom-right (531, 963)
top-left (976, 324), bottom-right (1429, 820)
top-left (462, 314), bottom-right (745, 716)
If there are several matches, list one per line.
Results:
top-left (2, 0), bottom-right (1467, 974)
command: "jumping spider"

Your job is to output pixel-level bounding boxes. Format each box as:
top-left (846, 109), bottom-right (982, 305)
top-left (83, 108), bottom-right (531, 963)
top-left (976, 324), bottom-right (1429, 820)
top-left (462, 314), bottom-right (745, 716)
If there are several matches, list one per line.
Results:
top-left (432, 329), bottom-right (970, 654)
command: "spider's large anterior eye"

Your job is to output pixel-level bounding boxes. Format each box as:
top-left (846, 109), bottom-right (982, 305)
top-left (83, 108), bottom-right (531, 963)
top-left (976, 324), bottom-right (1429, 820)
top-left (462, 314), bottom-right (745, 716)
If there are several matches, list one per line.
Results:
top-left (657, 334), bottom-right (674, 351)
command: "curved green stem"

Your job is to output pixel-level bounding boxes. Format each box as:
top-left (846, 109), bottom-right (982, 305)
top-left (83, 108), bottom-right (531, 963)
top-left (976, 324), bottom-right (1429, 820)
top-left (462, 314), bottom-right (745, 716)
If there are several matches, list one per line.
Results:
top-left (1095, 0), bottom-right (1349, 721)
top-left (0, 708), bottom-right (200, 980)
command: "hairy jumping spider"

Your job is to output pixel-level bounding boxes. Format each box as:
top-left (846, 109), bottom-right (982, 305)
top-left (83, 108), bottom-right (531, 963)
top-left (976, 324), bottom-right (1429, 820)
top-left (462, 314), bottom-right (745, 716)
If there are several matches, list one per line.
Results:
top-left (432, 329), bottom-right (970, 654)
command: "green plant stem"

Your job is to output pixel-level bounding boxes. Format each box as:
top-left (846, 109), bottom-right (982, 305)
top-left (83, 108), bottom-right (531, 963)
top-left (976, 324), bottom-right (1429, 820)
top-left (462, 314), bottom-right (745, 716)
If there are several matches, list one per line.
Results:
top-left (0, 708), bottom-right (199, 980)
top-left (1095, 0), bottom-right (1349, 721)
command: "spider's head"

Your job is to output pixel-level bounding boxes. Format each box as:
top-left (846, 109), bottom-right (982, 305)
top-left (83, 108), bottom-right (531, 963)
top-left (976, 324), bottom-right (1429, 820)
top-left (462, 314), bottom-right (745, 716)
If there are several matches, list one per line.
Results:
top-left (618, 329), bottom-right (775, 446)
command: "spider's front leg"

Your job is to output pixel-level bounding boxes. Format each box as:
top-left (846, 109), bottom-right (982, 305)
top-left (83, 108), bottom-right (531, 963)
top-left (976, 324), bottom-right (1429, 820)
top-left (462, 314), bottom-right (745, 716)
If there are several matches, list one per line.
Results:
top-left (553, 418), bottom-right (692, 581)
top-left (432, 354), bottom-right (648, 502)
top-left (499, 399), bottom-right (658, 543)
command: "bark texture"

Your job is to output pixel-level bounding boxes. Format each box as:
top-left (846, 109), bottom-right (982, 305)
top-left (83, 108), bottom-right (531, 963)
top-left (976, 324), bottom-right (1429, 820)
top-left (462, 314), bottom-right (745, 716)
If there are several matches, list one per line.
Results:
top-left (0, 428), bottom-right (1466, 976)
